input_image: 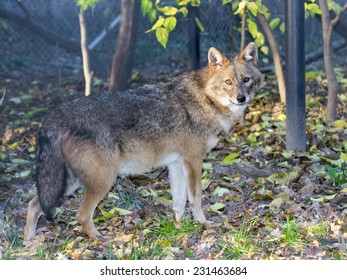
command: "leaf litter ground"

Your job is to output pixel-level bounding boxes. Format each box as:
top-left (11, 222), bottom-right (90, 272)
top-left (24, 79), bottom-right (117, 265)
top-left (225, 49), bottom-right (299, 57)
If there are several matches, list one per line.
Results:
top-left (0, 69), bottom-right (346, 260)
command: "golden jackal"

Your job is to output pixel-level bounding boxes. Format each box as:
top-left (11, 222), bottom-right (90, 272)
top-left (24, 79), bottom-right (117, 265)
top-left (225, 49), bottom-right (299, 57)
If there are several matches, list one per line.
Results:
top-left (24, 43), bottom-right (263, 241)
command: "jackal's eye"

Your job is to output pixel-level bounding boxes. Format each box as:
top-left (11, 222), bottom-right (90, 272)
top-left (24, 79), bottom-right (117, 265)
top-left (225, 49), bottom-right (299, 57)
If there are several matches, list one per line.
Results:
top-left (225, 79), bottom-right (232, 85)
top-left (243, 77), bottom-right (250, 83)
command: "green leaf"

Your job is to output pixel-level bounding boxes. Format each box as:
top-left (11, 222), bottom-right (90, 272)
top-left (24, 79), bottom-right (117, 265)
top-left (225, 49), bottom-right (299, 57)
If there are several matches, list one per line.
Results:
top-left (334, 120), bottom-right (347, 127)
top-left (253, 187), bottom-right (273, 201)
top-left (202, 162), bottom-right (213, 172)
top-left (146, 16), bottom-right (165, 32)
top-left (269, 18), bottom-right (280, 30)
top-left (115, 207), bottom-right (132, 215)
top-left (164, 16), bottom-right (177, 32)
top-left (305, 3), bottom-right (322, 16)
top-left (234, 1), bottom-right (246, 15)
top-left (76, 0), bottom-right (98, 11)
top-left (232, 0), bottom-right (240, 11)
top-left (15, 170), bottom-right (31, 178)
top-left (148, 9), bottom-right (157, 23)
top-left (212, 187), bottom-right (229, 196)
top-left (258, 4), bottom-right (270, 19)
top-left (177, 0), bottom-right (191, 5)
top-left (247, 18), bottom-right (258, 38)
top-left (282, 150), bottom-right (293, 159)
top-left (141, 0), bottom-right (153, 16)
top-left (310, 194), bottom-right (337, 203)
top-left (195, 17), bottom-right (205, 32)
top-left (255, 32), bottom-right (265, 47)
top-left (221, 153), bottom-right (239, 164)
top-left (247, 2), bottom-right (259, 16)
top-left (247, 133), bottom-right (257, 144)
top-left (11, 158), bottom-right (30, 164)
top-left (260, 45), bottom-right (268, 55)
top-left (269, 197), bottom-right (284, 209)
top-left (156, 27), bottom-right (169, 48)
top-left (222, 0), bottom-right (232, 5)
top-left (327, 0), bottom-right (342, 15)
top-left (280, 22), bottom-right (285, 33)
top-left (157, 6), bottom-right (178, 16)
top-left (178, 7), bottom-right (188, 17)
top-left (209, 202), bottom-right (226, 213)
top-left (190, 0), bottom-right (200, 7)
top-left (9, 97), bottom-right (21, 104)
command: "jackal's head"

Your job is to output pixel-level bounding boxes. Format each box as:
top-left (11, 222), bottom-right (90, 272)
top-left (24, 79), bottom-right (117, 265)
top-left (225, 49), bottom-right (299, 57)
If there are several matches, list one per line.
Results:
top-left (206, 42), bottom-right (263, 113)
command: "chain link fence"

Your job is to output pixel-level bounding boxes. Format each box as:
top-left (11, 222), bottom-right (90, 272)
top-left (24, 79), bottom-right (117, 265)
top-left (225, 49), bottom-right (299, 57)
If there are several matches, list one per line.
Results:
top-left (0, 0), bottom-right (331, 79)
top-left (0, 0), bottom-right (237, 78)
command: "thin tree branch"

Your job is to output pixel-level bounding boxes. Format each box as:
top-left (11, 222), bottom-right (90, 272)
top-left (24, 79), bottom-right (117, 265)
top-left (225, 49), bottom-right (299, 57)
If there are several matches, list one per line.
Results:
top-left (259, 39), bottom-right (347, 72)
top-left (331, 3), bottom-right (347, 27)
top-left (79, 10), bottom-right (93, 96)
top-left (0, 90), bottom-right (6, 106)
top-left (15, 0), bottom-right (30, 20)
top-left (0, 8), bottom-right (80, 53)
top-left (240, 8), bottom-right (247, 51)
top-left (318, 0), bottom-right (339, 121)
top-left (257, 13), bottom-right (286, 103)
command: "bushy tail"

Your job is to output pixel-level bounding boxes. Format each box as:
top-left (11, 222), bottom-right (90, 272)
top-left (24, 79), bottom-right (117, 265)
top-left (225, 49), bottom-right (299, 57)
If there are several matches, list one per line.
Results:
top-left (36, 127), bottom-right (67, 222)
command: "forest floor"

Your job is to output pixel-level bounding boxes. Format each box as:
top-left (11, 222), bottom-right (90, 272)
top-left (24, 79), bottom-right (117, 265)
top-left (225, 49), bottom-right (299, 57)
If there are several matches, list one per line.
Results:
top-left (0, 66), bottom-right (347, 260)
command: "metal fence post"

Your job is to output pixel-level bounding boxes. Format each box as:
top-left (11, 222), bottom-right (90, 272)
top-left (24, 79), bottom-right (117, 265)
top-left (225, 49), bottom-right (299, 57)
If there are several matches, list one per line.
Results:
top-left (285, 0), bottom-right (306, 151)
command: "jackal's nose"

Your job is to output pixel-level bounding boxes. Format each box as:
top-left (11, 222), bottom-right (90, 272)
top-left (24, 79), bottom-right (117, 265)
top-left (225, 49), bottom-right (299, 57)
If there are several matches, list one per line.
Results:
top-left (237, 94), bottom-right (246, 103)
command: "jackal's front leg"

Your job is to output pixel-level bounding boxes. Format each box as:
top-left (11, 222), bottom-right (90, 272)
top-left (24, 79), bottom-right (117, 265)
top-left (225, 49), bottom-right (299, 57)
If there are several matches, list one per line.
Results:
top-left (184, 159), bottom-right (207, 223)
top-left (168, 161), bottom-right (188, 222)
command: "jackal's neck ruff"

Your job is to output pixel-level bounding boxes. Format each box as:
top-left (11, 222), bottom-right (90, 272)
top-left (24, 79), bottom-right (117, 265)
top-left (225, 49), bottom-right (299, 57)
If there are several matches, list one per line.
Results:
top-left (167, 42), bottom-right (263, 135)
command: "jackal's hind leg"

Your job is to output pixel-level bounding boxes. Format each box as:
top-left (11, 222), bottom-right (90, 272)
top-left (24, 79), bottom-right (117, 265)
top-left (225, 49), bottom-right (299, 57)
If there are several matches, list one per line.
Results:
top-left (24, 195), bottom-right (43, 241)
top-left (73, 161), bottom-right (117, 240)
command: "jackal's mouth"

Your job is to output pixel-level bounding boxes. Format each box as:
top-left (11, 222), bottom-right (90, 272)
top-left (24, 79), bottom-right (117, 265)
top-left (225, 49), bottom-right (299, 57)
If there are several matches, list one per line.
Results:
top-left (230, 100), bottom-right (249, 106)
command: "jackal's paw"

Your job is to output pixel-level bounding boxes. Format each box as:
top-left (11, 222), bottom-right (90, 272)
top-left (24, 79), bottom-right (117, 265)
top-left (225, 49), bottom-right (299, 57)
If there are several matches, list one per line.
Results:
top-left (96, 234), bottom-right (109, 242)
top-left (202, 220), bottom-right (214, 230)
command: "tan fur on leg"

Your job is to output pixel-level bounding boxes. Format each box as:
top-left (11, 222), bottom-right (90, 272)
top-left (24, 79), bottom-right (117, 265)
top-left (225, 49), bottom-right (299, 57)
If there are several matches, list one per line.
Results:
top-left (24, 196), bottom-right (43, 241)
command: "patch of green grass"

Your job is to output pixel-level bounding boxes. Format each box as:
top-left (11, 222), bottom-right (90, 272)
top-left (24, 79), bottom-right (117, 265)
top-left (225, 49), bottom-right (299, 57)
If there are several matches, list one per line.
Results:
top-left (280, 218), bottom-right (301, 247)
top-left (35, 244), bottom-right (56, 260)
top-left (105, 242), bottom-right (117, 260)
top-left (219, 218), bottom-right (259, 260)
top-left (109, 216), bottom-right (202, 260)
top-left (331, 250), bottom-right (346, 260)
top-left (149, 216), bottom-right (202, 239)
top-left (306, 222), bottom-right (329, 239)
top-left (115, 186), bottom-right (143, 210)
top-left (325, 163), bottom-right (347, 187)
top-left (128, 239), bottom-right (163, 260)
top-left (184, 249), bottom-right (194, 259)
top-left (111, 236), bottom-right (163, 260)
top-left (0, 221), bottom-right (22, 259)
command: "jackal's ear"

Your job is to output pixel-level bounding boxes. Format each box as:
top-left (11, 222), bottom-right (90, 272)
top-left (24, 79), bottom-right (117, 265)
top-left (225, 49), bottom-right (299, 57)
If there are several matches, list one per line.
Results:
top-left (239, 42), bottom-right (258, 65)
top-left (208, 47), bottom-right (228, 67)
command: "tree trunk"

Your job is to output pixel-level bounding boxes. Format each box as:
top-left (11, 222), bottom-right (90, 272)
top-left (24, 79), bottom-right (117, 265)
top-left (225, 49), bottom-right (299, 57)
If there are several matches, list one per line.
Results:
top-left (240, 9), bottom-right (247, 51)
top-left (187, 7), bottom-right (200, 70)
top-left (239, 9), bottom-right (248, 126)
top-left (257, 13), bottom-right (286, 103)
top-left (109, 0), bottom-right (140, 91)
top-left (318, 0), bottom-right (339, 122)
top-left (285, 0), bottom-right (306, 151)
top-left (79, 10), bottom-right (93, 96)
